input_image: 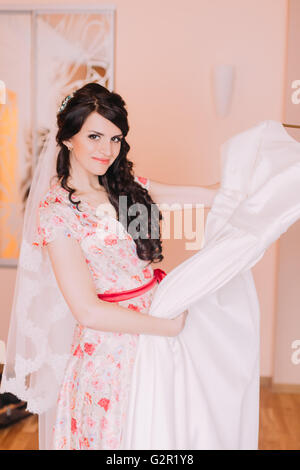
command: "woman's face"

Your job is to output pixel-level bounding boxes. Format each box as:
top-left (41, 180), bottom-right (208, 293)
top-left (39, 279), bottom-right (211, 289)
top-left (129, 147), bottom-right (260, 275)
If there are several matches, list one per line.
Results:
top-left (63, 111), bottom-right (123, 176)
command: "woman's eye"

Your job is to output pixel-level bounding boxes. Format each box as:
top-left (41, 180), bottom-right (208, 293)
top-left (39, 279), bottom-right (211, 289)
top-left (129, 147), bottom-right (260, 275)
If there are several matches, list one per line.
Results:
top-left (112, 136), bottom-right (122, 143)
top-left (88, 134), bottom-right (122, 142)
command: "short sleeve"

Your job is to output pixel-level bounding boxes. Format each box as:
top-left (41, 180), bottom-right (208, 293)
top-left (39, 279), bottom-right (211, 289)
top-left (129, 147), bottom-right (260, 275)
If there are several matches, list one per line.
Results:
top-left (33, 202), bottom-right (78, 248)
top-left (134, 175), bottom-right (150, 191)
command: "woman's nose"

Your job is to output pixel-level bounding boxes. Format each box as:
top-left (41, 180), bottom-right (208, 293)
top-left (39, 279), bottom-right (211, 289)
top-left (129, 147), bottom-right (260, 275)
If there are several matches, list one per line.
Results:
top-left (98, 138), bottom-right (112, 157)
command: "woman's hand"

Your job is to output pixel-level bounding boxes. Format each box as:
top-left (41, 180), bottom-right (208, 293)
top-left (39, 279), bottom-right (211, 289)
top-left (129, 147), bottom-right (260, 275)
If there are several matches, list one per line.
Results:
top-left (169, 309), bottom-right (189, 337)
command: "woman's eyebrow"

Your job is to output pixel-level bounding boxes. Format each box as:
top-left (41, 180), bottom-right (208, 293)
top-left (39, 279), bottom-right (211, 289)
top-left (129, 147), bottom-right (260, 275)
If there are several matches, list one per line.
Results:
top-left (88, 130), bottom-right (123, 137)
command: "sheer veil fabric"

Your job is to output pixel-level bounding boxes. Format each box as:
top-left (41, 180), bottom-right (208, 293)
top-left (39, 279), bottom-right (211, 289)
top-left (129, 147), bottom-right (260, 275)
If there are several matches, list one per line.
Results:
top-left (0, 121), bottom-right (78, 450)
top-left (1, 119), bottom-right (300, 450)
top-left (121, 120), bottom-right (300, 449)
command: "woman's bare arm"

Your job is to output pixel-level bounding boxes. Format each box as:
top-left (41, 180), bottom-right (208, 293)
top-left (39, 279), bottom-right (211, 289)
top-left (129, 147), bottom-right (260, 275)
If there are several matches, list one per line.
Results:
top-left (148, 179), bottom-right (220, 208)
top-left (46, 235), bottom-right (177, 337)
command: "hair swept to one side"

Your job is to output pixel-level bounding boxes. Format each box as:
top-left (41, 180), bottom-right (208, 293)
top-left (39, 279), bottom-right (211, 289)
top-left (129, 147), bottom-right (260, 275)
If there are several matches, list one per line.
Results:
top-left (55, 82), bottom-right (163, 265)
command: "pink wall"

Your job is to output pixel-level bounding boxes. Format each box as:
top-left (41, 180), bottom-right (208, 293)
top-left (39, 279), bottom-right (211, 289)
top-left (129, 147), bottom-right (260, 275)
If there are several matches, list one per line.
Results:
top-left (273, 0), bottom-right (300, 386)
top-left (0, 0), bottom-right (289, 378)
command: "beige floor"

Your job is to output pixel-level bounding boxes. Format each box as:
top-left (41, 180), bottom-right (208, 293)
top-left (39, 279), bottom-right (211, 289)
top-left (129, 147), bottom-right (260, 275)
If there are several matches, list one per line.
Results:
top-left (0, 384), bottom-right (299, 450)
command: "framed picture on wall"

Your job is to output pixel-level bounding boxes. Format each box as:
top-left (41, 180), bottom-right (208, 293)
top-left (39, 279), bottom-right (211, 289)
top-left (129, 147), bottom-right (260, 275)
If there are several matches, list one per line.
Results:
top-left (0, 4), bottom-right (115, 267)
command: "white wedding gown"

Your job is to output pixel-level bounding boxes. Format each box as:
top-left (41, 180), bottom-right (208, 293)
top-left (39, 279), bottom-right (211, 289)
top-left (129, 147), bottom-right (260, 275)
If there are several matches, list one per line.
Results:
top-left (120, 119), bottom-right (300, 450)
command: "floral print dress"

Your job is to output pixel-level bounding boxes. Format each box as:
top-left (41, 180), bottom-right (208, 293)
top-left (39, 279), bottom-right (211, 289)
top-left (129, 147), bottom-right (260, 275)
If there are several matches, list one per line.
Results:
top-left (33, 176), bottom-right (158, 450)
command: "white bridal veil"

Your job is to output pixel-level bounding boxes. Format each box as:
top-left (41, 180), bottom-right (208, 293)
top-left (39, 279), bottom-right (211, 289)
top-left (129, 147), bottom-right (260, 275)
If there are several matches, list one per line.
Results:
top-left (0, 117), bottom-right (80, 448)
top-left (1, 10), bottom-right (116, 449)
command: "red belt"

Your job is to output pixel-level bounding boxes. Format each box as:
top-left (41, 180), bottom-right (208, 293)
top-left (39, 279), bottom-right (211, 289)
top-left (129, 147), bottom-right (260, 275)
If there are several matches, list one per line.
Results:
top-left (97, 268), bottom-right (167, 302)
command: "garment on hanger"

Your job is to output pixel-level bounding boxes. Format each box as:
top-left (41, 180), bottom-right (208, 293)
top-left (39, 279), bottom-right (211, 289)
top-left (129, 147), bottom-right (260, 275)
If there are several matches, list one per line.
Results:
top-left (120, 119), bottom-right (300, 450)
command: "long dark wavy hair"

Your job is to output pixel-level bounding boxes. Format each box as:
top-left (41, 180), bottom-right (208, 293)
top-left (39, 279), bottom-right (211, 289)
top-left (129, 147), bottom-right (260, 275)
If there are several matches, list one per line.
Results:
top-left (55, 82), bottom-right (163, 265)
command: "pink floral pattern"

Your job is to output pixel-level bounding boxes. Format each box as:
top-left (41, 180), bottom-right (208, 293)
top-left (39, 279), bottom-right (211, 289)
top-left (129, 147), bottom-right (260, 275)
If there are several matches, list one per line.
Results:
top-left (33, 176), bottom-right (157, 450)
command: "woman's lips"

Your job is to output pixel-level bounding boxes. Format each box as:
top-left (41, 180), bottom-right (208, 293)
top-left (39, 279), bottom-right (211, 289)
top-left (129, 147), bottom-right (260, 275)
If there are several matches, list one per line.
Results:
top-left (91, 157), bottom-right (110, 164)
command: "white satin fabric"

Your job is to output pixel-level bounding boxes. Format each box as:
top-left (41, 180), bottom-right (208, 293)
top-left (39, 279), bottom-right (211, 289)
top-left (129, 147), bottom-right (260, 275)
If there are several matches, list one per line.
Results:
top-left (121, 119), bottom-right (300, 450)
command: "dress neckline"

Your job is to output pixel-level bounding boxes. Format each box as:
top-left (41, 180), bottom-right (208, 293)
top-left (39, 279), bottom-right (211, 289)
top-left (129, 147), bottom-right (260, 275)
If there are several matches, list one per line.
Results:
top-left (51, 182), bottom-right (133, 241)
top-left (53, 182), bottom-right (117, 219)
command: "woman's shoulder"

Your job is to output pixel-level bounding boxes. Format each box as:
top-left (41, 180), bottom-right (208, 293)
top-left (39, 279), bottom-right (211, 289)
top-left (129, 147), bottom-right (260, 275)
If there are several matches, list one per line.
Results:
top-left (37, 183), bottom-right (80, 226)
top-left (34, 183), bottom-right (82, 247)
top-left (134, 175), bottom-right (150, 190)
top-left (39, 182), bottom-right (74, 210)
top-left (38, 181), bottom-right (59, 204)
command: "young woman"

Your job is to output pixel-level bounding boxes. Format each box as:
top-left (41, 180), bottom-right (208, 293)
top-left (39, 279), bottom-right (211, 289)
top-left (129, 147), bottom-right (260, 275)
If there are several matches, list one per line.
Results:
top-left (2, 82), bottom-right (218, 450)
